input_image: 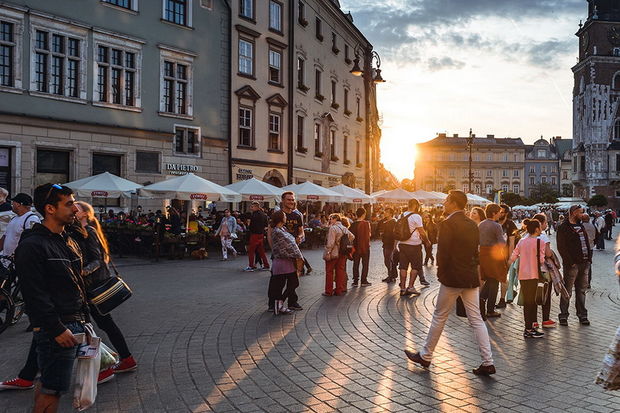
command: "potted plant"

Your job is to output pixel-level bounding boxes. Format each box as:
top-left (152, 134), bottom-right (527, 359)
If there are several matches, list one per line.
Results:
top-left (331, 155), bottom-right (339, 162)
top-left (344, 159), bottom-right (351, 165)
top-left (298, 83), bottom-right (309, 93)
top-left (297, 147), bottom-right (308, 154)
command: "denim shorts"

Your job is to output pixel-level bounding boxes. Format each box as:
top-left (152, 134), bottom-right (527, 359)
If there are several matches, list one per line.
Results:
top-left (398, 244), bottom-right (423, 272)
top-left (34, 321), bottom-right (85, 395)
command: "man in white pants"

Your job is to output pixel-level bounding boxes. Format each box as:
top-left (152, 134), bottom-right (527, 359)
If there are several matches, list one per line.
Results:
top-left (404, 190), bottom-right (496, 376)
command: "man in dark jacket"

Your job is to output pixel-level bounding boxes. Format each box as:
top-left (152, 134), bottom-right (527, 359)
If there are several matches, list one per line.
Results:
top-left (244, 201), bottom-right (269, 272)
top-left (405, 190), bottom-right (495, 376)
top-left (15, 183), bottom-right (89, 413)
top-left (380, 208), bottom-right (398, 283)
top-left (556, 205), bottom-right (591, 326)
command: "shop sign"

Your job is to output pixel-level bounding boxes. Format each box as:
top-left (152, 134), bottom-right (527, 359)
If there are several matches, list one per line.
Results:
top-left (328, 176), bottom-right (340, 183)
top-left (236, 168), bottom-right (254, 180)
top-left (352, 198), bottom-right (362, 203)
top-left (306, 195), bottom-right (319, 200)
top-left (249, 195), bottom-right (264, 201)
top-left (165, 163), bottom-right (201, 175)
top-left (91, 191), bottom-right (108, 197)
top-left (190, 193), bottom-right (208, 200)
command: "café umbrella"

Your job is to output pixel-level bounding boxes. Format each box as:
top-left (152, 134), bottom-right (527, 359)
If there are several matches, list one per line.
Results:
top-left (372, 188), bottom-right (415, 203)
top-left (64, 172), bottom-right (142, 198)
top-left (224, 178), bottom-right (284, 202)
top-left (328, 184), bottom-right (374, 204)
top-left (281, 181), bottom-right (344, 202)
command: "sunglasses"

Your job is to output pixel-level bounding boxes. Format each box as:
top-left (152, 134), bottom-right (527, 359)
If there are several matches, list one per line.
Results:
top-left (43, 184), bottom-right (63, 205)
top-left (569, 205), bottom-right (582, 213)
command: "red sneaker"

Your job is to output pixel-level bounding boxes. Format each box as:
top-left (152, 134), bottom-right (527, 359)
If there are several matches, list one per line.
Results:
top-left (0, 377), bottom-right (34, 391)
top-left (113, 356), bottom-right (138, 373)
top-left (532, 322), bottom-right (539, 329)
top-left (97, 368), bottom-right (115, 384)
top-left (542, 320), bottom-right (557, 328)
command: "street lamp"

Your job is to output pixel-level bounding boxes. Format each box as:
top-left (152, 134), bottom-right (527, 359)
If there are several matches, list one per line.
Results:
top-left (350, 47), bottom-right (386, 83)
top-left (467, 128), bottom-right (474, 194)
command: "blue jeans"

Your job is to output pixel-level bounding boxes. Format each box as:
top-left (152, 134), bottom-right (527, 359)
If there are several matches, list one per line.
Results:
top-left (34, 321), bottom-right (84, 395)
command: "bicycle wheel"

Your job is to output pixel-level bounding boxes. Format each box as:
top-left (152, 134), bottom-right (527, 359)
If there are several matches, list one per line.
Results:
top-left (9, 280), bottom-right (24, 325)
top-left (0, 288), bottom-right (14, 335)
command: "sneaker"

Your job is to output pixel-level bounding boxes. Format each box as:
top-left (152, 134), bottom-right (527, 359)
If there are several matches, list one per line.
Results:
top-left (580, 318), bottom-right (590, 326)
top-left (420, 280), bottom-right (430, 287)
top-left (532, 322), bottom-right (539, 329)
top-left (361, 282), bottom-right (372, 287)
top-left (404, 350), bottom-right (430, 368)
top-left (495, 298), bottom-right (506, 309)
top-left (559, 319), bottom-right (568, 326)
top-left (352, 281), bottom-right (359, 287)
top-left (399, 289), bottom-right (407, 296)
top-left (243, 267), bottom-right (255, 272)
top-left (542, 320), bottom-right (557, 328)
top-left (486, 311), bottom-right (502, 318)
top-left (0, 377), bottom-right (34, 391)
top-left (114, 356), bottom-right (137, 373)
top-left (524, 329), bottom-right (544, 338)
top-left (288, 304), bottom-right (303, 311)
top-left (97, 368), bottom-right (115, 384)
top-left (472, 364), bottom-right (496, 376)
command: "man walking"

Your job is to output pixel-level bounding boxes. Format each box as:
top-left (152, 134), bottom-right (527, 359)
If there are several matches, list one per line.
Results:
top-left (604, 210), bottom-right (614, 240)
top-left (380, 208), bottom-right (398, 283)
top-left (350, 207), bottom-right (372, 287)
top-left (557, 205), bottom-right (591, 326)
top-left (397, 199), bottom-right (430, 296)
top-left (0, 193), bottom-right (40, 256)
top-left (404, 190), bottom-right (495, 375)
top-left (15, 184), bottom-right (89, 413)
top-left (478, 204), bottom-right (507, 318)
top-left (594, 211), bottom-right (606, 250)
top-left (244, 201), bottom-right (269, 272)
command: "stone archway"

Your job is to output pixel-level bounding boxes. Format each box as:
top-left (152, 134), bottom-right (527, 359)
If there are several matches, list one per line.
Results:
top-left (263, 169), bottom-right (285, 187)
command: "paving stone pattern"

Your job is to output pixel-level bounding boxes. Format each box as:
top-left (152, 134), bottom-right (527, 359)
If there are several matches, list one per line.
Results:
top-left (1, 236), bottom-right (619, 412)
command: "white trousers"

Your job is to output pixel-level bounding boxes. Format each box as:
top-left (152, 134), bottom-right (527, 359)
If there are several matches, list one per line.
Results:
top-left (220, 237), bottom-right (236, 259)
top-left (420, 284), bottom-right (494, 366)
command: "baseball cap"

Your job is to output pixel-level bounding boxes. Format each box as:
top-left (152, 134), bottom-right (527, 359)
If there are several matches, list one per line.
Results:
top-left (10, 193), bottom-right (33, 206)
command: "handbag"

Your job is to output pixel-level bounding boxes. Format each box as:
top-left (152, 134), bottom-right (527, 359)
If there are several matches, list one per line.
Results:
top-left (87, 260), bottom-right (132, 316)
top-left (535, 239), bottom-right (550, 306)
top-left (455, 296), bottom-right (467, 318)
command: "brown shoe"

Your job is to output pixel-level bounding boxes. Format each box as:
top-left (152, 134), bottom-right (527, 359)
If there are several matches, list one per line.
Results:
top-left (404, 350), bottom-right (430, 368)
top-left (472, 364), bottom-right (496, 376)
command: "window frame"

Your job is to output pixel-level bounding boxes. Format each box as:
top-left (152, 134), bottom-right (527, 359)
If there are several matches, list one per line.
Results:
top-left (238, 105), bottom-right (254, 148)
top-left (268, 112), bottom-right (281, 151)
top-left (0, 9), bottom-right (23, 92)
top-left (162, 0), bottom-right (193, 28)
top-left (296, 55), bottom-right (306, 89)
top-left (268, 47), bottom-right (282, 85)
top-left (238, 36), bottom-right (255, 77)
top-left (315, 17), bottom-right (322, 41)
top-left (239, 0), bottom-right (255, 21)
top-left (101, 0), bottom-right (139, 12)
top-left (296, 114), bottom-right (305, 152)
top-left (158, 46), bottom-right (194, 119)
top-left (268, 0), bottom-right (283, 33)
top-left (173, 124), bottom-right (201, 157)
top-left (314, 123), bottom-right (321, 157)
top-left (314, 67), bottom-right (322, 100)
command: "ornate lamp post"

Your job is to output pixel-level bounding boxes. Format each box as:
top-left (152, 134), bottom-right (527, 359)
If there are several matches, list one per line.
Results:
top-left (467, 128), bottom-right (474, 193)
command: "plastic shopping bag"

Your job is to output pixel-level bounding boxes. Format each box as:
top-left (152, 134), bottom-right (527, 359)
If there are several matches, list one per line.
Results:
top-left (100, 342), bottom-right (119, 371)
top-left (73, 324), bottom-right (101, 411)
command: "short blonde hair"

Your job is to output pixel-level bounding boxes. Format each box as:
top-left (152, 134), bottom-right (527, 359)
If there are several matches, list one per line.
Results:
top-left (0, 187), bottom-right (8, 202)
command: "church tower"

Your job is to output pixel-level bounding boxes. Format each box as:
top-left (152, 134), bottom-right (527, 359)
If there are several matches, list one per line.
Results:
top-left (572, 0), bottom-right (620, 206)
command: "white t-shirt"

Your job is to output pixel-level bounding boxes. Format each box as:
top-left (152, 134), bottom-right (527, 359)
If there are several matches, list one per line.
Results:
top-left (398, 212), bottom-right (423, 246)
top-left (2, 212), bottom-right (40, 256)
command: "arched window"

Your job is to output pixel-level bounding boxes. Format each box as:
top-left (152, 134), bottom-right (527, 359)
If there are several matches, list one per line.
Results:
top-left (613, 73), bottom-right (620, 90)
top-left (614, 119), bottom-right (620, 140)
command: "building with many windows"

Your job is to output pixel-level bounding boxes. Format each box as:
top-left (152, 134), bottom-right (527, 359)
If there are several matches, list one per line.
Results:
top-left (552, 136), bottom-right (574, 196)
top-left (0, 0), bottom-right (230, 208)
top-left (524, 137), bottom-right (560, 197)
top-left (414, 133), bottom-right (525, 197)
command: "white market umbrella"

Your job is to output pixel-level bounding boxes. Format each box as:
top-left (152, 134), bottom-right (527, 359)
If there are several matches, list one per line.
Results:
top-left (140, 173), bottom-right (241, 202)
top-left (410, 190), bottom-right (444, 205)
top-left (64, 172), bottom-right (142, 198)
top-left (371, 189), bottom-right (387, 197)
top-left (282, 181), bottom-right (344, 202)
top-left (430, 191), bottom-right (448, 200)
top-left (329, 184), bottom-right (374, 204)
top-left (467, 194), bottom-right (491, 206)
top-left (224, 178), bottom-right (284, 202)
top-left (373, 188), bottom-right (415, 203)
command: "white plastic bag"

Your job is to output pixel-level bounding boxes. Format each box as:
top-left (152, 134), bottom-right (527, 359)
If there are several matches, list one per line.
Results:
top-left (73, 324), bottom-right (101, 411)
top-left (100, 342), bottom-right (119, 371)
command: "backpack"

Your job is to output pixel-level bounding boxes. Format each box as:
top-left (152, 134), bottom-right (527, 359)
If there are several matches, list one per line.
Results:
top-left (394, 212), bottom-right (417, 241)
top-left (338, 228), bottom-right (354, 259)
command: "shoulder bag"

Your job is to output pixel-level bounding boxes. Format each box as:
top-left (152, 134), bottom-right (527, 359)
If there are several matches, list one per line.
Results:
top-left (87, 260), bottom-right (132, 316)
top-left (535, 239), bottom-right (550, 306)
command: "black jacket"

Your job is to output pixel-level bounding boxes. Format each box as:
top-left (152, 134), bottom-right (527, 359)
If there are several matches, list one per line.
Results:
top-left (69, 225), bottom-right (111, 292)
top-left (249, 210), bottom-right (268, 235)
top-left (436, 211), bottom-right (480, 288)
top-left (380, 218), bottom-right (396, 246)
top-left (15, 223), bottom-right (89, 337)
top-left (556, 220), bottom-right (592, 266)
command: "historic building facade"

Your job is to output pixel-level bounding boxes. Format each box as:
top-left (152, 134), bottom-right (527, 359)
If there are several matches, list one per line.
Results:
top-left (0, 0), bottom-right (230, 208)
top-left (414, 133), bottom-right (525, 197)
top-left (524, 137), bottom-right (560, 197)
top-left (572, 0), bottom-right (620, 207)
top-left (552, 136), bottom-right (574, 196)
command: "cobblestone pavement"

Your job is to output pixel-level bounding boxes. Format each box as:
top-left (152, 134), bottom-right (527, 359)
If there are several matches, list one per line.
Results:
top-left (1, 234), bottom-right (619, 412)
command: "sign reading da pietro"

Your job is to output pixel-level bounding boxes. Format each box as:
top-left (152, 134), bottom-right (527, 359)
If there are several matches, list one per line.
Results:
top-left (165, 163), bottom-right (202, 175)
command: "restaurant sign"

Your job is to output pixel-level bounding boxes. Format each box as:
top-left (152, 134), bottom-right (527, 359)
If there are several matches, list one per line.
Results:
top-left (236, 168), bottom-right (254, 180)
top-left (165, 163), bottom-right (201, 175)
top-left (306, 195), bottom-right (319, 200)
top-left (190, 193), bottom-right (208, 200)
top-left (91, 191), bottom-right (108, 197)
top-left (249, 195), bottom-right (264, 201)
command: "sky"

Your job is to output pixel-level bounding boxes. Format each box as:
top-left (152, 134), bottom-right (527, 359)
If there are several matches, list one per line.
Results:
top-left (339, 0), bottom-right (586, 181)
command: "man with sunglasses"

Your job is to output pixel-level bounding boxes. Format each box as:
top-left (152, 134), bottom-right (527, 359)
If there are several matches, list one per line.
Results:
top-left (14, 184), bottom-right (90, 413)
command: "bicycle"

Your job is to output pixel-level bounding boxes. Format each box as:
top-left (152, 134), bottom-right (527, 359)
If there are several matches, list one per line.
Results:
top-left (0, 255), bottom-right (25, 335)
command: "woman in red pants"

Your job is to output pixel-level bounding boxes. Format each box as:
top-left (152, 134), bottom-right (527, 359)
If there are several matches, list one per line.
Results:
top-left (323, 214), bottom-right (355, 296)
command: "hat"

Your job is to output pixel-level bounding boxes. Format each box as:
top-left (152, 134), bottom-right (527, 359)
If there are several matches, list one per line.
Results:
top-left (10, 193), bottom-right (33, 206)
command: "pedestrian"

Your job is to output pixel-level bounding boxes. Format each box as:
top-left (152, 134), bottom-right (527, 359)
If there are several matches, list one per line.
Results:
top-left (497, 204), bottom-right (518, 308)
top-left (268, 210), bottom-right (304, 315)
top-left (350, 207), bottom-right (371, 287)
top-left (168, 206), bottom-right (182, 235)
top-left (215, 209), bottom-right (238, 261)
top-left (581, 213), bottom-right (596, 288)
top-left (423, 213), bottom-right (438, 266)
top-left (605, 210), bottom-right (614, 240)
top-left (556, 204), bottom-right (591, 326)
top-left (478, 203), bottom-right (508, 318)
top-left (73, 201), bottom-right (137, 379)
top-left (398, 199), bottom-right (431, 296)
top-left (0, 193), bottom-right (40, 256)
top-left (14, 184), bottom-right (89, 413)
top-left (244, 201), bottom-right (270, 272)
top-left (0, 187), bottom-right (11, 211)
top-left (380, 208), bottom-right (398, 283)
top-left (323, 214), bottom-right (354, 296)
top-left (404, 190), bottom-right (496, 376)
top-left (469, 207), bottom-right (485, 226)
top-left (508, 219), bottom-right (547, 338)
top-left (594, 211), bottom-right (606, 250)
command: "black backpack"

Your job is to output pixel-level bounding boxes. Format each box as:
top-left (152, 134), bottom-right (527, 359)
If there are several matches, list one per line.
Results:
top-left (394, 212), bottom-right (416, 241)
top-left (338, 228), bottom-right (354, 258)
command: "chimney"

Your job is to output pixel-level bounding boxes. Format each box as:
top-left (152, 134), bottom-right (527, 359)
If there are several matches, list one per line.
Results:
top-left (453, 134), bottom-right (458, 138)
top-left (487, 134), bottom-right (494, 138)
top-left (438, 133), bottom-right (447, 138)
top-left (471, 134), bottom-right (476, 138)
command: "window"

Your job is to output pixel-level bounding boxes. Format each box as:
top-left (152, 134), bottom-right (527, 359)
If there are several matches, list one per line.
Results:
top-left (541, 176), bottom-right (547, 184)
top-left (502, 184), bottom-right (508, 192)
top-left (315, 69), bottom-right (322, 99)
top-left (551, 166), bottom-right (557, 173)
top-left (268, 113), bottom-right (281, 150)
top-left (529, 166), bottom-right (535, 173)
top-left (314, 123), bottom-right (321, 156)
top-left (487, 153), bottom-right (492, 161)
top-left (239, 0), bottom-right (254, 19)
top-left (449, 169), bottom-right (455, 177)
top-left (502, 169), bottom-right (508, 177)
top-left (94, 35), bottom-right (140, 108)
top-left (513, 170), bottom-right (519, 177)
top-left (296, 115), bottom-right (304, 150)
top-left (343, 135), bottom-right (348, 161)
top-left (36, 149), bottom-right (70, 187)
top-left (563, 170), bottom-right (568, 179)
top-left (174, 126), bottom-right (200, 155)
top-left (0, 20), bottom-right (15, 87)
top-left (298, 1), bottom-right (305, 23)
top-left (580, 155), bottom-right (585, 171)
top-left (513, 184), bottom-right (519, 193)
top-left (355, 140), bottom-right (360, 165)
top-left (239, 106), bottom-right (253, 147)
top-left (268, 49), bottom-right (281, 84)
top-left (330, 80), bottom-right (336, 105)
top-left (269, 1), bottom-right (282, 32)
top-left (345, 44), bottom-right (349, 61)
top-left (529, 177), bottom-right (535, 185)
top-left (486, 170), bottom-right (492, 177)
top-left (343, 88), bottom-right (349, 113)
top-left (551, 176), bottom-right (556, 185)
top-left (164, 0), bottom-right (189, 26)
top-left (475, 184), bottom-right (481, 194)
top-left (31, 25), bottom-right (84, 98)
top-left (615, 120), bottom-right (620, 140)
top-left (330, 130), bottom-right (336, 159)
top-left (331, 32), bottom-right (339, 53)
top-left (474, 154), bottom-right (480, 162)
top-left (160, 47), bottom-right (194, 116)
top-left (93, 153), bottom-right (121, 176)
top-left (136, 151), bottom-right (160, 173)
top-left (297, 57), bottom-right (305, 88)
top-left (541, 165), bottom-right (547, 173)
top-left (503, 154), bottom-right (508, 162)
top-left (102, 0), bottom-right (135, 10)
top-left (514, 154), bottom-right (518, 162)
top-left (239, 39), bottom-right (254, 75)
top-left (315, 17), bottom-right (322, 40)
top-left (537, 149), bottom-right (546, 158)
top-left (486, 184), bottom-right (493, 194)
top-left (463, 184), bottom-right (469, 193)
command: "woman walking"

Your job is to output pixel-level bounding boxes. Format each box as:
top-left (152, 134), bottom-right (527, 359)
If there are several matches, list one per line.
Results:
top-left (469, 207), bottom-right (486, 225)
top-left (323, 214), bottom-right (355, 296)
top-left (74, 201), bottom-right (137, 381)
top-left (268, 210), bottom-right (303, 314)
top-left (508, 220), bottom-right (546, 338)
top-left (423, 213), bottom-right (438, 266)
top-left (215, 209), bottom-right (238, 260)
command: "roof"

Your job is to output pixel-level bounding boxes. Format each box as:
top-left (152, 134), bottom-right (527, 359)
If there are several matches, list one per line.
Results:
top-left (553, 139), bottom-right (573, 157)
top-left (417, 135), bottom-right (525, 148)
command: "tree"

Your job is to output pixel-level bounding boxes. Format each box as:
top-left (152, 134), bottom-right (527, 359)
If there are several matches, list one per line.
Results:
top-left (528, 183), bottom-right (559, 204)
top-left (501, 192), bottom-right (525, 207)
top-left (561, 184), bottom-right (573, 197)
top-left (400, 178), bottom-right (416, 192)
top-left (587, 194), bottom-right (608, 207)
